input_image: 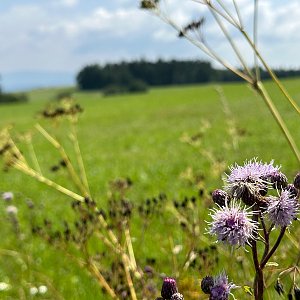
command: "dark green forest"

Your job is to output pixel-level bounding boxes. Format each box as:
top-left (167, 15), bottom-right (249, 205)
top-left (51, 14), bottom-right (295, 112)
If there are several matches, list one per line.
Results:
top-left (76, 59), bottom-right (300, 94)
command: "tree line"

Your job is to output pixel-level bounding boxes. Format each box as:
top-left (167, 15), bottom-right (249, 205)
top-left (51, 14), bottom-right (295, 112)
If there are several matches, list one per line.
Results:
top-left (76, 59), bottom-right (300, 94)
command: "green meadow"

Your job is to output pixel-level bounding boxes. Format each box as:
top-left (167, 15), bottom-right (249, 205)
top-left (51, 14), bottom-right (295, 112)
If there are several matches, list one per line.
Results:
top-left (0, 79), bottom-right (299, 299)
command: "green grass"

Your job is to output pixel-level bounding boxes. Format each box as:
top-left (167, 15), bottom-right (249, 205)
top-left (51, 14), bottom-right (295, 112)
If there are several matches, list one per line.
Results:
top-left (0, 79), bottom-right (299, 299)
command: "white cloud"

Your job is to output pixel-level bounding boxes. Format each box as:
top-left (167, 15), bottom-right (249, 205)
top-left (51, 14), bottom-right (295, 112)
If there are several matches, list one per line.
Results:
top-left (1, 0), bottom-right (300, 75)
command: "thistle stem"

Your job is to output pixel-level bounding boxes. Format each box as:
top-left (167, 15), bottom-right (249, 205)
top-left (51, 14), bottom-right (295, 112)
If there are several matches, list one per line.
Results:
top-left (260, 227), bottom-right (286, 269)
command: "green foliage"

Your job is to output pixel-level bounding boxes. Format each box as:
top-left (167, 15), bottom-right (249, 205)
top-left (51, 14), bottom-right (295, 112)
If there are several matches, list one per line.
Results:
top-left (0, 80), bottom-right (299, 299)
top-left (0, 92), bottom-right (28, 104)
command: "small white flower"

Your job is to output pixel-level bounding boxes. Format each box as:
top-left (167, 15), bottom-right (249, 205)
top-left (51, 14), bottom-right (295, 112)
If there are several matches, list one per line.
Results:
top-left (2, 192), bottom-right (13, 201)
top-left (172, 245), bottom-right (183, 255)
top-left (0, 282), bottom-right (10, 291)
top-left (6, 205), bottom-right (18, 215)
top-left (30, 287), bottom-right (38, 295)
top-left (38, 285), bottom-right (48, 294)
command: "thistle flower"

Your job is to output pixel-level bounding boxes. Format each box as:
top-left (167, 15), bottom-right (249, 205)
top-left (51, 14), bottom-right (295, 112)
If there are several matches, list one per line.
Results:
top-left (161, 277), bottom-right (178, 299)
top-left (225, 159), bottom-right (280, 205)
top-left (284, 184), bottom-right (298, 198)
top-left (208, 201), bottom-right (258, 247)
top-left (209, 273), bottom-right (236, 300)
top-left (266, 190), bottom-right (299, 227)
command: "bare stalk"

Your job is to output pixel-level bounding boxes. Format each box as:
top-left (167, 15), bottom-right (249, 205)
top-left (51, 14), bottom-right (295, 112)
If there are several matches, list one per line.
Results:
top-left (13, 161), bottom-right (84, 202)
top-left (35, 124), bottom-right (89, 197)
top-left (255, 82), bottom-right (300, 164)
top-left (70, 123), bottom-right (91, 197)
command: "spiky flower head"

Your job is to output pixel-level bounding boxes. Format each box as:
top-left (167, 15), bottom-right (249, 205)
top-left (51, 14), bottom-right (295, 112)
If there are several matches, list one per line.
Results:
top-left (212, 189), bottom-right (230, 207)
top-left (161, 277), bottom-right (178, 299)
top-left (266, 190), bottom-right (299, 227)
top-left (294, 172), bottom-right (300, 190)
top-left (209, 273), bottom-right (235, 300)
top-left (225, 159), bottom-right (280, 205)
top-left (201, 276), bottom-right (214, 294)
top-left (208, 201), bottom-right (258, 247)
top-left (170, 293), bottom-right (184, 300)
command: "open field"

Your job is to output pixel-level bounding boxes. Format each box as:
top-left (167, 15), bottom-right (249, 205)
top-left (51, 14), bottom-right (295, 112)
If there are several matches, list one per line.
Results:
top-left (0, 79), bottom-right (299, 299)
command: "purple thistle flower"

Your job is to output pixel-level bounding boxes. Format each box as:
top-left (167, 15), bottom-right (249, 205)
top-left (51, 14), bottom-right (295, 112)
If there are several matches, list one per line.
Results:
top-left (208, 201), bottom-right (258, 247)
top-left (161, 277), bottom-right (178, 299)
top-left (209, 273), bottom-right (236, 300)
top-left (225, 159), bottom-right (280, 205)
top-left (266, 190), bottom-right (299, 227)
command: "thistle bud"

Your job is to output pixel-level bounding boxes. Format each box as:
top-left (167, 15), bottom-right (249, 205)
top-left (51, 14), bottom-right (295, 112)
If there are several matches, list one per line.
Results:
top-left (270, 172), bottom-right (288, 190)
top-left (161, 277), bottom-right (178, 299)
top-left (201, 276), bottom-right (214, 294)
top-left (212, 190), bottom-right (229, 207)
top-left (294, 172), bottom-right (300, 190)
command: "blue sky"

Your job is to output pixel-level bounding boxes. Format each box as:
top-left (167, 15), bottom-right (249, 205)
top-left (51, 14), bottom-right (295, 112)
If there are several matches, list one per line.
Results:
top-left (0, 0), bottom-right (300, 90)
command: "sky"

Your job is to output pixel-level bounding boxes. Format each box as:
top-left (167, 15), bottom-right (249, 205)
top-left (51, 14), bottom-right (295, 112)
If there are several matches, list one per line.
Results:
top-left (0, 0), bottom-right (300, 91)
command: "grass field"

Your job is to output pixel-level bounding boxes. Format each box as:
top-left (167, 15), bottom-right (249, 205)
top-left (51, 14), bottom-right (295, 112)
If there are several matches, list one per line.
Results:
top-left (0, 79), bottom-right (299, 299)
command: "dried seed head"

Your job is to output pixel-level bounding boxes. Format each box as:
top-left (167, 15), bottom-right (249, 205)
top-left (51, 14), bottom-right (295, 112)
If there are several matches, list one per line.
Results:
top-left (274, 279), bottom-right (284, 295)
top-left (295, 286), bottom-right (300, 300)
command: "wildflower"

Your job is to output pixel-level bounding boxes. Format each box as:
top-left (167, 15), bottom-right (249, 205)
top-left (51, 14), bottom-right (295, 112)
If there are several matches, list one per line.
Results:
top-left (294, 172), bottom-right (300, 189)
top-left (30, 287), bottom-right (38, 295)
top-left (2, 192), bottom-right (13, 201)
top-left (6, 205), bottom-right (18, 215)
top-left (266, 190), bottom-right (299, 227)
top-left (208, 201), bottom-right (258, 247)
top-left (38, 285), bottom-right (48, 294)
top-left (209, 273), bottom-right (236, 300)
top-left (161, 277), bottom-right (178, 299)
top-left (171, 293), bottom-right (184, 300)
top-left (225, 159), bottom-right (280, 205)
top-left (212, 189), bottom-right (230, 207)
top-left (201, 276), bottom-right (214, 294)
top-left (0, 282), bottom-right (10, 291)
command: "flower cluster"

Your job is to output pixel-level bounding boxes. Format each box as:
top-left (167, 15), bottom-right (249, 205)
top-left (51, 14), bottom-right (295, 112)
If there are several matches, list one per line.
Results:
top-left (201, 273), bottom-right (236, 300)
top-left (208, 159), bottom-right (299, 247)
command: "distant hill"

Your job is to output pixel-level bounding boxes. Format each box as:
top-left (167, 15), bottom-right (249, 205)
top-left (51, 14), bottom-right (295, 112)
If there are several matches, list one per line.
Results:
top-left (1, 71), bottom-right (74, 92)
